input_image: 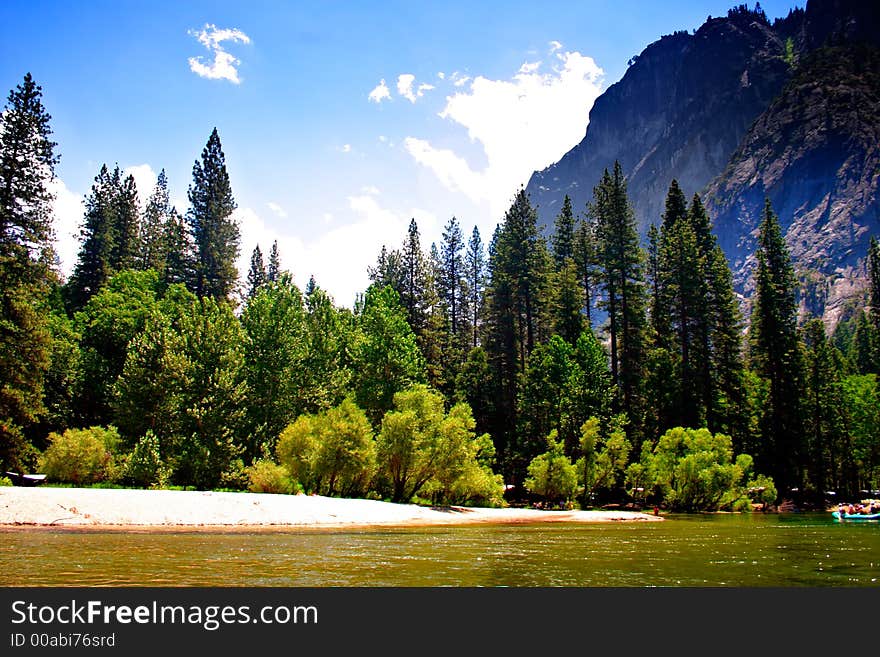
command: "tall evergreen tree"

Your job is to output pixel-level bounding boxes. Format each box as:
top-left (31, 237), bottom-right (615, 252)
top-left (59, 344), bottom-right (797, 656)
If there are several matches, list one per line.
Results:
top-left (267, 240), bottom-right (281, 283)
top-left (161, 208), bottom-right (193, 287)
top-left (749, 198), bottom-right (804, 495)
top-left (801, 319), bottom-right (847, 499)
top-left (66, 165), bottom-right (118, 311)
top-left (465, 226), bottom-right (485, 349)
top-left (112, 172), bottom-right (140, 271)
top-left (573, 214), bottom-right (599, 326)
top-left (400, 218), bottom-right (427, 334)
top-left (0, 73), bottom-right (57, 470)
top-left (187, 128), bottom-right (239, 301)
top-left (439, 216), bottom-right (467, 343)
top-left (592, 163), bottom-right (647, 442)
top-left (0, 72), bottom-right (58, 276)
top-left (484, 190), bottom-right (550, 480)
top-left (551, 194), bottom-right (575, 268)
top-left (246, 244), bottom-right (267, 299)
top-left (139, 169), bottom-right (171, 272)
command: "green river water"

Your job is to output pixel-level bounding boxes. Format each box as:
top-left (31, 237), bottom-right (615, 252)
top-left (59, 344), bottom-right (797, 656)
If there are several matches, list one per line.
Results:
top-left (1, 513), bottom-right (878, 587)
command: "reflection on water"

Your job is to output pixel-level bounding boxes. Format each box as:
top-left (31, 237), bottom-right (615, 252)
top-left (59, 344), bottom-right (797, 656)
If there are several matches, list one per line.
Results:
top-left (1, 513), bottom-right (878, 587)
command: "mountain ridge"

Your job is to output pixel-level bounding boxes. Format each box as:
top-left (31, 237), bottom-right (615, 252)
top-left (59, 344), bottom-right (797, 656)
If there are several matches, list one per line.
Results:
top-left (525, 0), bottom-right (880, 328)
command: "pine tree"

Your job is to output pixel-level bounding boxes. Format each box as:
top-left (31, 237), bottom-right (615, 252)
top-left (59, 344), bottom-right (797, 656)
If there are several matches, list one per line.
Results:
top-left (161, 208), bottom-right (194, 287)
top-left (801, 319), bottom-right (846, 499)
top-left (400, 218), bottom-right (427, 334)
top-left (368, 244), bottom-right (405, 294)
top-left (246, 245), bottom-right (267, 299)
top-left (592, 163), bottom-right (647, 442)
top-left (139, 169), bottom-right (171, 272)
top-left (551, 194), bottom-right (575, 268)
top-left (439, 216), bottom-right (467, 343)
top-left (65, 165), bottom-right (118, 311)
top-left (749, 199), bottom-right (804, 495)
top-left (705, 244), bottom-right (747, 443)
top-left (553, 259), bottom-right (583, 343)
top-left (484, 190), bottom-right (550, 481)
top-left (0, 72), bottom-right (58, 277)
top-left (0, 73), bottom-right (58, 469)
top-left (465, 226), bottom-right (485, 349)
top-left (267, 240), bottom-right (281, 283)
top-left (187, 128), bottom-right (239, 301)
top-left (573, 214), bottom-right (599, 326)
top-left (112, 172), bottom-right (140, 271)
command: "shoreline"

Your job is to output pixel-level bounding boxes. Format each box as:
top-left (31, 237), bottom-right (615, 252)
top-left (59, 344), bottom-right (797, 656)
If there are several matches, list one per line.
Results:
top-left (0, 487), bottom-right (662, 531)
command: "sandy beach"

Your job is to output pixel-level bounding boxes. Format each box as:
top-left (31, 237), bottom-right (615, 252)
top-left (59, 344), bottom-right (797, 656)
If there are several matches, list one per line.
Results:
top-left (0, 487), bottom-right (661, 530)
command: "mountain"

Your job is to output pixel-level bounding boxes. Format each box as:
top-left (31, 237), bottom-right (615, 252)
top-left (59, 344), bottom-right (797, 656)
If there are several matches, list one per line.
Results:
top-left (525, 0), bottom-right (880, 327)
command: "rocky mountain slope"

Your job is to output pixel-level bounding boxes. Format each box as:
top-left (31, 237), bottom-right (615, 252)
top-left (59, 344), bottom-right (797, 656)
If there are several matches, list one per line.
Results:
top-left (525, 0), bottom-right (880, 327)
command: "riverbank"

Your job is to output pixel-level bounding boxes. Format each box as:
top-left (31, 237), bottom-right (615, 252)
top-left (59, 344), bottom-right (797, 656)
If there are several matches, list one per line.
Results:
top-left (0, 487), bottom-right (661, 530)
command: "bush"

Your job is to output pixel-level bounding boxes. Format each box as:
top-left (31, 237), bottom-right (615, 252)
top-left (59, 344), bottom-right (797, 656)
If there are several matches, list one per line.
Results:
top-left (0, 476), bottom-right (12, 487)
top-left (121, 431), bottom-right (170, 488)
top-left (245, 459), bottom-right (296, 494)
top-left (39, 426), bottom-right (120, 484)
top-left (524, 431), bottom-right (578, 504)
top-left (639, 427), bottom-right (776, 512)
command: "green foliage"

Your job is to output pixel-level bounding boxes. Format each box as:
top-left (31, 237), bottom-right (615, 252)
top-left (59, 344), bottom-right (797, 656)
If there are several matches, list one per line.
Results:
top-left (0, 476), bottom-right (11, 487)
top-left (524, 430), bottom-right (578, 503)
top-left (121, 430), bottom-right (170, 488)
top-left (39, 426), bottom-right (120, 484)
top-left (277, 398), bottom-right (376, 497)
top-left (76, 269), bottom-right (161, 426)
top-left (187, 128), bottom-right (239, 300)
top-left (245, 459), bottom-right (296, 494)
top-left (591, 162), bottom-right (648, 445)
top-left (749, 199), bottom-right (804, 493)
top-left (240, 278), bottom-right (308, 460)
top-left (375, 384), bottom-right (502, 504)
top-left (640, 426), bottom-right (773, 511)
top-left (840, 374), bottom-right (880, 493)
top-left (353, 285), bottom-right (426, 423)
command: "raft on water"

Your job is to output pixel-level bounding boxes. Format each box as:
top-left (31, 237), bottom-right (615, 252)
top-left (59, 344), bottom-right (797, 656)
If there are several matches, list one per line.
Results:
top-left (832, 511), bottom-right (880, 521)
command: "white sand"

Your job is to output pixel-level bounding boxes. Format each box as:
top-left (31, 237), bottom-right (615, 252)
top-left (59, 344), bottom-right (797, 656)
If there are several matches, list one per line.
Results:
top-left (0, 487), bottom-right (661, 529)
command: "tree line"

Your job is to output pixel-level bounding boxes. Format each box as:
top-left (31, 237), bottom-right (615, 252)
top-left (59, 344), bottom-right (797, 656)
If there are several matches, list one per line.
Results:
top-left (2, 73), bottom-right (878, 509)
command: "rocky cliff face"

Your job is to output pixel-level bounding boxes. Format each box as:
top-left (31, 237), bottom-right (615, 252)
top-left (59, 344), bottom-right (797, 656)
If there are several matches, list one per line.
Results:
top-left (525, 0), bottom-right (880, 327)
top-left (704, 44), bottom-right (880, 327)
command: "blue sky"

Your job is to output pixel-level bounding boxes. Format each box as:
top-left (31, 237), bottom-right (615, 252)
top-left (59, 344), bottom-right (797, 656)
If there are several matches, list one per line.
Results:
top-left (1, 0), bottom-right (801, 306)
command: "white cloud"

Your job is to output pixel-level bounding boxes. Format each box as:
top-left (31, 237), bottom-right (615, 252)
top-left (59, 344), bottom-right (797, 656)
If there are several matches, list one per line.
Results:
top-left (188, 24), bottom-right (251, 84)
top-left (404, 48), bottom-right (604, 219)
top-left (361, 185), bottom-right (380, 196)
top-left (437, 72), bottom-right (446, 80)
top-left (368, 78), bottom-right (392, 103)
top-left (396, 74), bottom-right (434, 103)
top-left (267, 201), bottom-right (287, 218)
top-left (50, 178), bottom-right (85, 279)
top-left (397, 74), bottom-right (417, 102)
top-left (339, 144), bottom-right (352, 153)
top-left (450, 72), bottom-right (471, 87)
top-left (549, 40), bottom-right (563, 53)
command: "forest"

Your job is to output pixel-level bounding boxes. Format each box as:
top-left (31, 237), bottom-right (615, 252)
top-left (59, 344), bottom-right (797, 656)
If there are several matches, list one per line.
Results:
top-left (2, 73), bottom-right (878, 511)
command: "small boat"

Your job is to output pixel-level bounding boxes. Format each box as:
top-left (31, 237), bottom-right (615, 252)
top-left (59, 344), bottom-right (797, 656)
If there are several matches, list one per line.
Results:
top-left (832, 511), bottom-right (880, 521)
top-left (3, 471), bottom-right (47, 487)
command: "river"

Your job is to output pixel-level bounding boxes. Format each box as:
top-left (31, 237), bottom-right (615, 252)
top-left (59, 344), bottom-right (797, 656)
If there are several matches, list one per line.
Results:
top-left (1, 512), bottom-right (878, 586)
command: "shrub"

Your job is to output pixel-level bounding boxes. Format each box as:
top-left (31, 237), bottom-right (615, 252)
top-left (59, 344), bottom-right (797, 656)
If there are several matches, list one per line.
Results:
top-left (39, 426), bottom-right (120, 484)
top-left (524, 430), bottom-right (578, 504)
top-left (121, 431), bottom-right (170, 488)
top-left (245, 459), bottom-right (296, 494)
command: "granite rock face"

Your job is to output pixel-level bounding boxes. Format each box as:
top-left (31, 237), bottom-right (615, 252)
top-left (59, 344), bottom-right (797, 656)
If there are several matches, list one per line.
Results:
top-left (525, 0), bottom-right (880, 327)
